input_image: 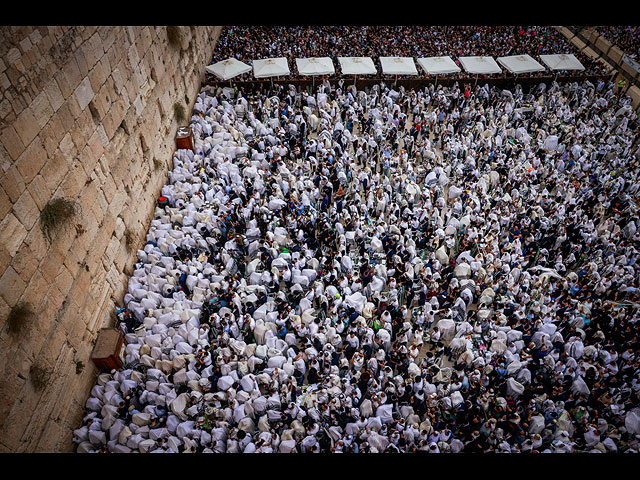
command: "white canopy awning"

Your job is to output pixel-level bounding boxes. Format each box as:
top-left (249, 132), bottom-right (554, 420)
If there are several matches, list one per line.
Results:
top-left (252, 57), bottom-right (290, 79)
top-left (539, 53), bottom-right (585, 71)
top-left (497, 54), bottom-right (546, 74)
top-left (417, 56), bottom-right (461, 75)
top-left (458, 56), bottom-right (502, 75)
top-left (205, 58), bottom-right (252, 81)
top-left (295, 57), bottom-right (335, 76)
top-left (379, 56), bottom-right (418, 76)
top-left (338, 56), bottom-right (377, 75)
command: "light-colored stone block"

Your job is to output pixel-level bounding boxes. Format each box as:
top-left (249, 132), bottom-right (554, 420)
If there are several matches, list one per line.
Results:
top-left (30, 91), bottom-right (54, 130)
top-left (74, 76), bottom-right (95, 112)
top-left (15, 137), bottom-right (47, 184)
top-left (627, 85), bottom-right (640, 112)
top-left (0, 213), bottom-right (28, 257)
top-left (0, 166), bottom-right (26, 205)
top-left (609, 46), bottom-right (623, 65)
top-left (0, 185), bottom-right (11, 219)
top-left (82, 33), bottom-right (103, 71)
top-left (595, 35), bottom-right (611, 56)
top-left (11, 243), bottom-right (39, 285)
top-left (570, 36), bottom-right (586, 51)
top-left (0, 126), bottom-right (26, 162)
top-left (38, 248), bottom-right (65, 285)
top-left (621, 61), bottom-right (640, 81)
top-left (40, 150), bottom-right (69, 193)
top-left (43, 78), bottom-right (65, 113)
top-left (62, 56), bottom-right (83, 94)
top-left (20, 269), bottom-right (49, 316)
top-left (0, 266), bottom-right (26, 308)
top-left (26, 175), bottom-right (50, 212)
top-left (12, 188), bottom-right (39, 231)
top-left (6, 47), bottom-right (21, 64)
top-left (0, 367), bottom-right (25, 429)
top-left (12, 107), bottom-right (40, 147)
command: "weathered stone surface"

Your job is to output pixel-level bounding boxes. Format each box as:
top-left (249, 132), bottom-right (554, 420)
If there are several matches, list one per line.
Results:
top-left (74, 76), bottom-right (94, 112)
top-left (43, 77), bottom-right (65, 112)
top-left (0, 266), bottom-right (26, 308)
top-left (0, 167), bottom-right (26, 204)
top-left (15, 137), bottom-right (47, 184)
top-left (12, 188), bottom-right (39, 231)
top-left (0, 125), bottom-right (26, 161)
top-left (0, 186), bottom-right (11, 219)
top-left (0, 24), bottom-right (221, 453)
top-left (0, 213), bottom-right (28, 257)
top-left (12, 107), bottom-right (40, 148)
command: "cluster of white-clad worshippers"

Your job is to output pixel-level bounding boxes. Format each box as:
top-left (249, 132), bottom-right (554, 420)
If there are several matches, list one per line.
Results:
top-left (74, 73), bottom-right (640, 453)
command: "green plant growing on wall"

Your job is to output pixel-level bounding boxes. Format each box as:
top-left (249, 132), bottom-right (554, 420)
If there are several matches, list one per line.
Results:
top-left (39, 197), bottom-right (78, 242)
top-left (174, 102), bottom-right (186, 123)
top-left (166, 26), bottom-right (182, 48)
top-left (6, 302), bottom-right (34, 337)
top-left (75, 360), bottom-right (85, 375)
top-left (185, 94), bottom-right (190, 105)
top-left (30, 363), bottom-right (52, 391)
top-left (124, 227), bottom-right (137, 252)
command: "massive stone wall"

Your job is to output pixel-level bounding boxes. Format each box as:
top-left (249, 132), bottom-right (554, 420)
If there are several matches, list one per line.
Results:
top-left (0, 25), bottom-right (222, 452)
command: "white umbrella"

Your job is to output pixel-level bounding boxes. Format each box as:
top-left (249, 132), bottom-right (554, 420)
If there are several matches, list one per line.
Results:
top-left (253, 57), bottom-right (290, 86)
top-left (417, 56), bottom-right (461, 87)
top-left (338, 56), bottom-right (376, 75)
top-left (380, 56), bottom-right (418, 86)
top-left (296, 57), bottom-right (335, 90)
top-left (458, 56), bottom-right (502, 86)
top-left (497, 54), bottom-right (545, 85)
top-left (417, 56), bottom-right (461, 75)
top-left (380, 56), bottom-right (418, 76)
top-left (539, 53), bottom-right (585, 71)
top-left (295, 57), bottom-right (335, 76)
top-left (458, 56), bottom-right (502, 75)
top-left (338, 56), bottom-right (376, 85)
top-left (205, 57), bottom-right (252, 82)
top-left (539, 53), bottom-right (585, 84)
top-left (497, 54), bottom-right (545, 74)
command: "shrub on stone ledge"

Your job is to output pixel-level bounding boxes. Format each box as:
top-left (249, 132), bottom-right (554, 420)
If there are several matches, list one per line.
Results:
top-left (166, 26), bottom-right (182, 48)
top-left (6, 302), bottom-right (34, 337)
top-left (174, 102), bottom-right (186, 123)
top-left (124, 227), bottom-right (137, 252)
top-left (30, 363), bottom-right (52, 391)
top-left (39, 197), bottom-right (78, 242)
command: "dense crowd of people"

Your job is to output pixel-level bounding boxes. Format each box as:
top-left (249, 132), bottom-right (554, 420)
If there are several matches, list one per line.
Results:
top-left (74, 27), bottom-right (640, 454)
top-left (595, 26), bottom-right (640, 61)
top-left (208, 26), bottom-right (609, 81)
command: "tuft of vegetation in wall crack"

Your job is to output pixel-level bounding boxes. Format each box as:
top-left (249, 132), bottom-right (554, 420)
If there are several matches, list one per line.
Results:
top-left (40, 197), bottom-right (78, 243)
top-left (174, 102), bottom-right (186, 123)
top-left (6, 302), bottom-right (34, 337)
top-left (166, 26), bottom-right (182, 48)
top-left (30, 363), bottom-right (52, 391)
